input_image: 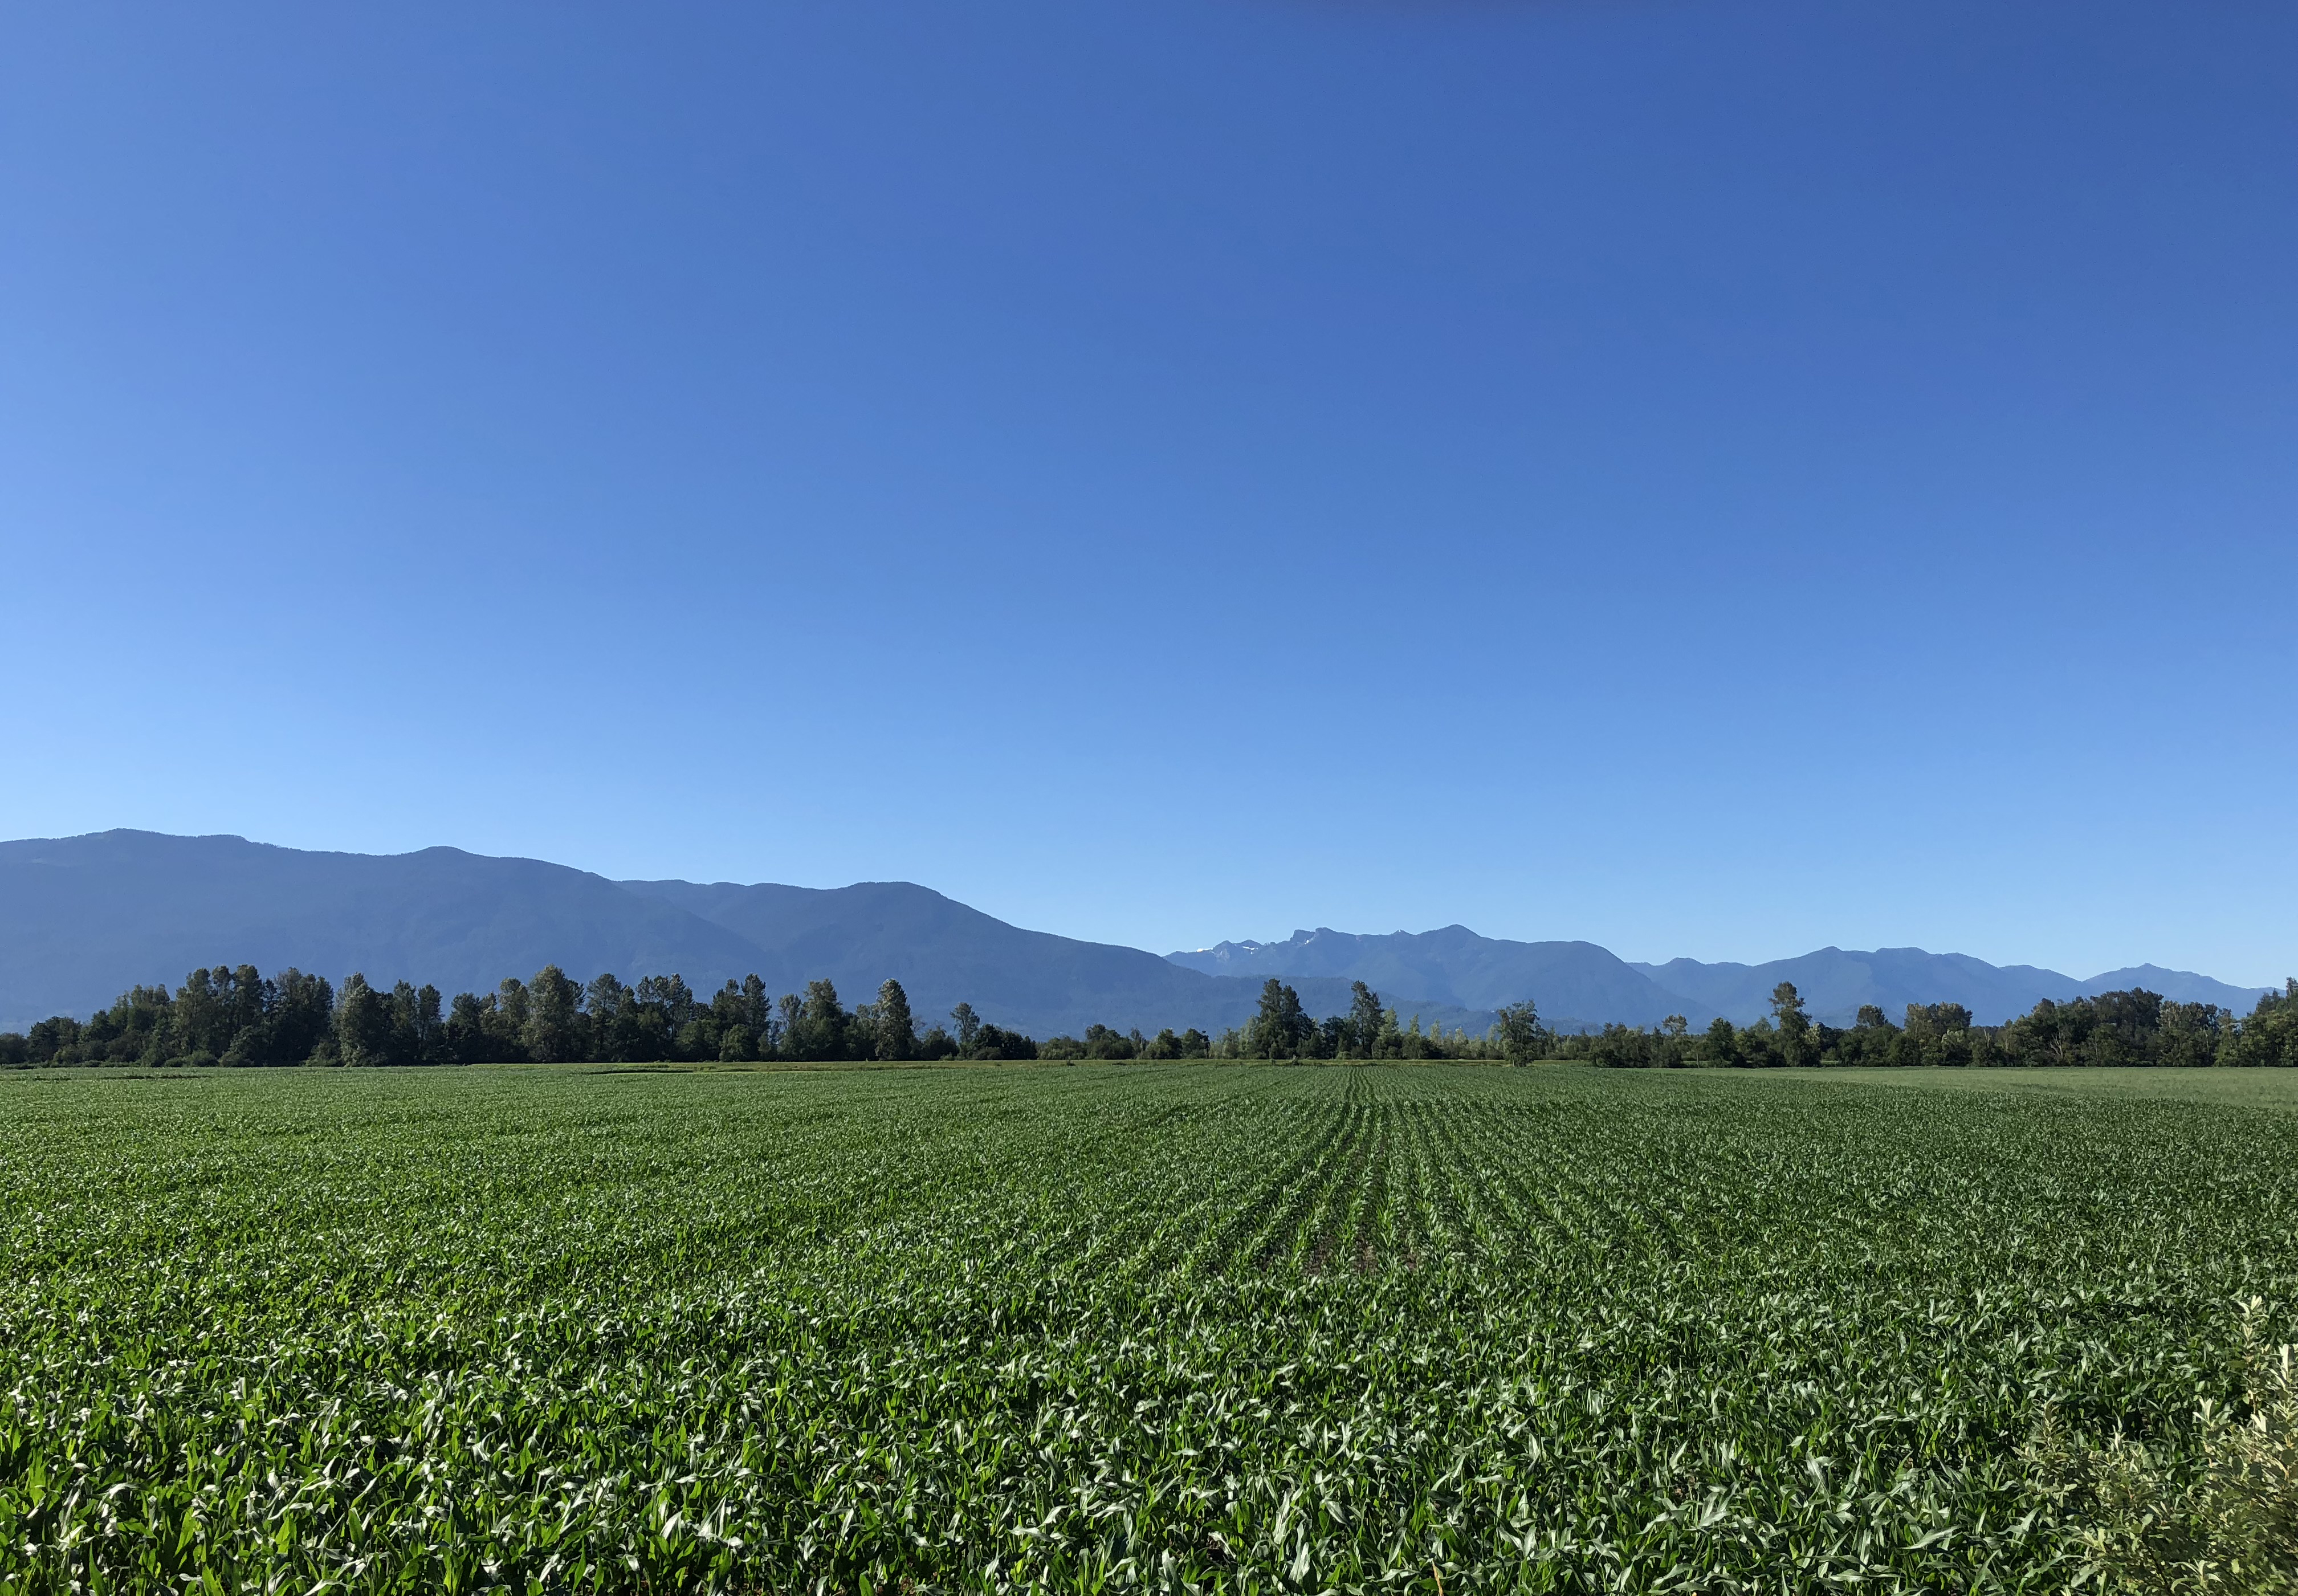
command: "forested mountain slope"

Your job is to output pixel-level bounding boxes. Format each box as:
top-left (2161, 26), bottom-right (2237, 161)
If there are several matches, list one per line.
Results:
top-left (0, 832), bottom-right (1401, 1037)
top-left (1173, 927), bottom-right (2268, 1028)
top-left (615, 877), bottom-right (1375, 1037)
top-left (1168, 928), bottom-right (1707, 1029)
top-left (3, 830), bottom-right (2263, 1038)
top-left (0, 831), bottom-right (763, 1031)
top-left (1628, 949), bottom-right (2270, 1025)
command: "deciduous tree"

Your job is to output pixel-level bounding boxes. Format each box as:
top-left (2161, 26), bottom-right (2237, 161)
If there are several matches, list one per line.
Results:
top-left (1495, 1000), bottom-right (1545, 1065)
top-left (875, 979), bottom-right (916, 1060)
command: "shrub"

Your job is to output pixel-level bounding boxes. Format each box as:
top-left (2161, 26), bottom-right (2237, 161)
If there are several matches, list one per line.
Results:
top-left (2026, 1298), bottom-right (2297, 1593)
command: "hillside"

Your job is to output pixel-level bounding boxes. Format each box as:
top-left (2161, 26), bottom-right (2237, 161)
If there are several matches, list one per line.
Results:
top-left (620, 877), bottom-right (1284, 1036)
top-left (3, 831), bottom-right (2267, 1039)
top-left (0, 831), bottom-right (765, 1031)
top-left (0, 832), bottom-right (1423, 1038)
top-left (1174, 927), bottom-right (2270, 1028)
top-left (1628, 949), bottom-right (2271, 1025)
top-left (1167, 928), bottom-right (1706, 1031)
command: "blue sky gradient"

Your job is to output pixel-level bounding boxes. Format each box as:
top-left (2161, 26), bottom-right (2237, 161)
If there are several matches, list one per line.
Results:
top-left (3, 1), bottom-right (2292, 981)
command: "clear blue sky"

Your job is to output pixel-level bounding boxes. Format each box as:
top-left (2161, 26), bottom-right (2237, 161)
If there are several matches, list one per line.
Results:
top-left (3, 1), bottom-right (2292, 983)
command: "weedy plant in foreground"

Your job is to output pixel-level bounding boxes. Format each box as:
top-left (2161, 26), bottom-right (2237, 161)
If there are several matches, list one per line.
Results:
top-left (2026, 1298), bottom-right (2298, 1594)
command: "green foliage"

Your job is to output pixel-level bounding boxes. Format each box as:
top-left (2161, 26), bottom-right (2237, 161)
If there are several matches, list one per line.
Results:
top-left (784, 978), bottom-right (841, 1060)
top-left (2224, 983), bottom-right (2298, 1068)
top-left (1083, 1022), bottom-right (1141, 1059)
top-left (1245, 977), bottom-right (1315, 1058)
top-left (21, 962), bottom-right (2285, 1078)
top-left (0, 965), bottom-right (1160, 1068)
top-left (1554, 984), bottom-right (2298, 1070)
top-left (6, 962), bottom-right (1530, 1069)
top-left (1493, 999), bottom-right (1546, 1064)
top-left (873, 978), bottom-right (916, 1061)
top-left (1213, 985), bottom-right (1509, 1062)
top-left (2003, 991), bottom-right (2230, 1069)
top-left (1132, 1026), bottom-right (1211, 1061)
top-left (1571, 1013), bottom-right (1696, 1069)
top-left (1347, 980), bottom-right (1386, 1058)
top-left (2026, 1298), bottom-right (2298, 1593)
top-left (523, 964), bottom-right (586, 1062)
top-left (965, 1022), bottom-right (1037, 1061)
top-left (1, 964), bottom-right (340, 1068)
top-left (1769, 982), bottom-right (1819, 1067)
top-left (1, 1066), bottom-right (2293, 1590)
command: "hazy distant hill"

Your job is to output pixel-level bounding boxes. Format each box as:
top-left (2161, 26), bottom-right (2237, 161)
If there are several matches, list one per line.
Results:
top-left (0, 831), bottom-right (1410, 1038)
top-left (2076, 965), bottom-right (2272, 1010)
top-left (1167, 929), bottom-right (1711, 1031)
top-left (3, 830), bottom-right (2268, 1039)
top-left (1627, 948), bottom-right (2080, 1026)
top-left (0, 831), bottom-right (768, 1032)
top-left (617, 877), bottom-right (1315, 1037)
top-left (1627, 949), bottom-right (2271, 1025)
top-left (1174, 928), bottom-right (2271, 1029)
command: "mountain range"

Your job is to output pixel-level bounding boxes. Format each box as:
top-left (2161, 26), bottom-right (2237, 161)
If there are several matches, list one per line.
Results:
top-left (1170, 929), bottom-right (2268, 1029)
top-left (0, 830), bottom-right (2273, 1037)
top-left (0, 831), bottom-right (1417, 1038)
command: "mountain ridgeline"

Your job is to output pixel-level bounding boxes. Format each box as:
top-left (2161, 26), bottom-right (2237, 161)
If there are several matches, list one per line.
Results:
top-left (1541, 980), bottom-right (2298, 1070)
top-left (10, 960), bottom-right (2295, 1072)
top-left (0, 831), bottom-right (1424, 1040)
top-left (0, 830), bottom-right (2277, 1053)
top-left (1168, 928), bottom-right (2271, 1029)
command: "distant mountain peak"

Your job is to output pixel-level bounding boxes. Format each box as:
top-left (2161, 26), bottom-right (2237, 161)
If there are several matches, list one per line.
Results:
top-left (1184, 926), bottom-right (2276, 1028)
top-left (0, 831), bottom-right (1396, 1038)
top-left (2, 829), bottom-right (2276, 1040)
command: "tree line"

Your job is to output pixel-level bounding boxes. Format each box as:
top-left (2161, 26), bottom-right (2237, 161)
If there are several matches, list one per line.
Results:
top-left (3, 963), bottom-right (2290, 1069)
top-left (0, 967), bottom-right (1024, 1068)
top-left (0, 965), bottom-right (1501, 1069)
top-left (1547, 980), bottom-right (2298, 1069)
top-left (1220, 979), bottom-right (1535, 1061)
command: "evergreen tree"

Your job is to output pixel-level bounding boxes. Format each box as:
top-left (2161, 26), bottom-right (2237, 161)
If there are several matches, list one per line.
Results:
top-left (790, 979), bottom-right (848, 1060)
top-left (742, 974), bottom-right (776, 1054)
top-left (1246, 979), bottom-right (1312, 1058)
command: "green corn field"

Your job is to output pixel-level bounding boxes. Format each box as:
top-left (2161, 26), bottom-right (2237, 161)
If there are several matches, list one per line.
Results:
top-left (2, 1063), bottom-right (2293, 1593)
